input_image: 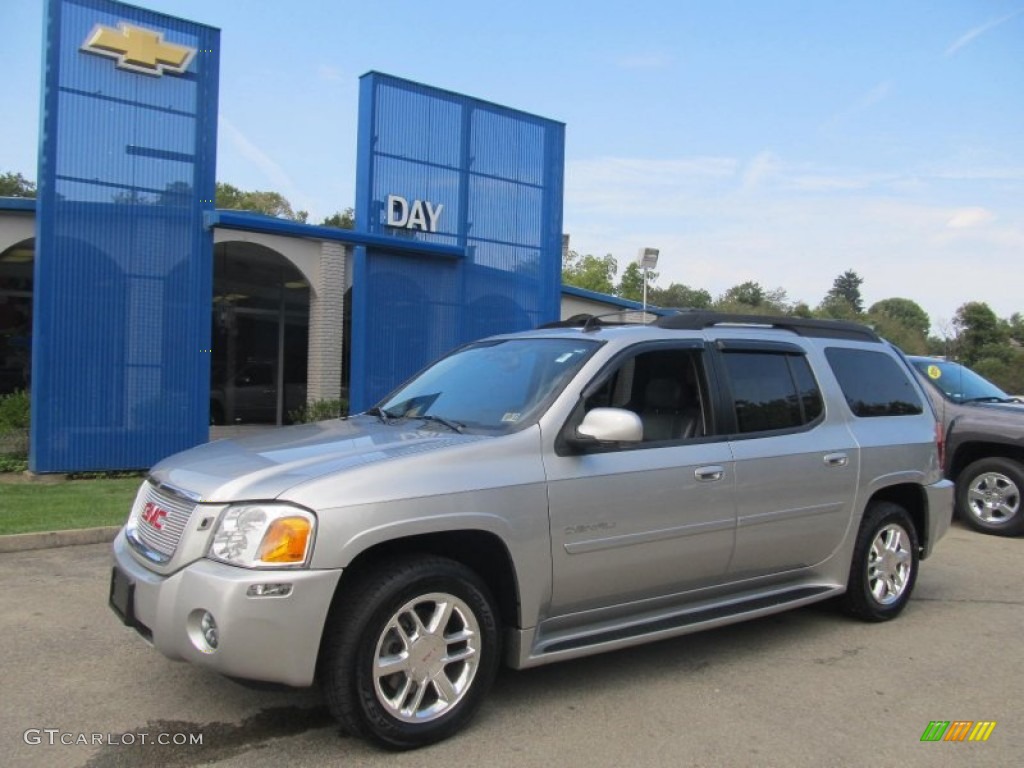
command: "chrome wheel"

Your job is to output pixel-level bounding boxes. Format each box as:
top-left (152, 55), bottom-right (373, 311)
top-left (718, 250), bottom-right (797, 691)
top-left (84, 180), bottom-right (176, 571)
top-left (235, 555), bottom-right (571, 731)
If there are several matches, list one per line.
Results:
top-left (841, 502), bottom-right (919, 621)
top-left (966, 471), bottom-right (1020, 525)
top-left (867, 524), bottom-right (913, 606)
top-left (372, 592), bottom-right (481, 724)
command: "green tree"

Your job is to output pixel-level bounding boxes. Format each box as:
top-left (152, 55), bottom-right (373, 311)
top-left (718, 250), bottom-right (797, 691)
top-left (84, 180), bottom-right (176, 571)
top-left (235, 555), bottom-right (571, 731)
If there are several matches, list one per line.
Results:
top-left (1006, 312), bottom-right (1024, 345)
top-left (157, 180), bottom-right (192, 207)
top-left (869, 298), bottom-right (930, 338)
top-left (215, 182), bottom-right (306, 221)
top-left (562, 251), bottom-right (618, 294)
top-left (715, 281), bottom-right (789, 314)
top-left (321, 208), bottom-right (355, 229)
top-left (816, 294), bottom-right (861, 320)
top-left (815, 270), bottom-right (864, 319)
top-left (0, 172), bottom-right (36, 198)
top-left (953, 302), bottom-right (1007, 366)
top-left (831, 269), bottom-right (865, 312)
top-left (718, 281), bottom-right (764, 308)
top-left (617, 262), bottom-right (658, 301)
top-left (973, 351), bottom-right (1024, 395)
top-left (867, 297), bottom-right (930, 353)
top-left (648, 282), bottom-right (712, 309)
top-left (869, 314), bottom-right (928, 354)
top-left (791, 301), bottom-right (813, 318)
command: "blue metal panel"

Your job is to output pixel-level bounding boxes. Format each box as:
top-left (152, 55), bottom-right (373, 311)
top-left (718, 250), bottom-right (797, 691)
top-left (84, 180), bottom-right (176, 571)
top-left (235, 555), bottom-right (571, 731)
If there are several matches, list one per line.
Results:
top-left (351, 73), bottom-right (565, 411)
top-left (0, 198), bottom-right (37, 213)
top-left (31, 0), bottom-right (219, 472)
top-left (204, 209), bottom-right (464, 258)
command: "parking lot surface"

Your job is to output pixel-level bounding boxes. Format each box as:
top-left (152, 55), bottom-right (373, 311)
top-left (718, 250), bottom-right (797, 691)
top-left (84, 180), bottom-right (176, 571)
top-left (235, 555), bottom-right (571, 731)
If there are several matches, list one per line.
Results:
top-left (1, 523), bottom-right (1020, 767)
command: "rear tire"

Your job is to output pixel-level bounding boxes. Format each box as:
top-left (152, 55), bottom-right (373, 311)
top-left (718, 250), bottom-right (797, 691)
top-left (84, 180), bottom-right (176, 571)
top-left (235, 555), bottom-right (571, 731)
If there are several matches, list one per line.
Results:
top-left (320, 556), bottom-right (500, 750)
top-left (956, 457), bottom-right (1024, 536)
top-left (841, 502), bottom-right (919, 622)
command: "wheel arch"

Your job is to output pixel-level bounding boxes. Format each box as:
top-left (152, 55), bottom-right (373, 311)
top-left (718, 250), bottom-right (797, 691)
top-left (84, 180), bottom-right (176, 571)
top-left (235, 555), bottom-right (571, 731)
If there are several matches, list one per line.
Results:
top-left (949, 440), bottom-right (1024, 482)
top-left (865, 483), bottom-right (928, 553)
top-left (321, 529), bottom-right (521, 648)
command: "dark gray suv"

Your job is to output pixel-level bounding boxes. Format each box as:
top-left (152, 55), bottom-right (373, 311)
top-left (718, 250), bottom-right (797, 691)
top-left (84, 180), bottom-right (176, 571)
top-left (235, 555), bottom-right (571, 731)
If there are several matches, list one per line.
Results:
top-left (909, 356), bottom-right (1024, 536)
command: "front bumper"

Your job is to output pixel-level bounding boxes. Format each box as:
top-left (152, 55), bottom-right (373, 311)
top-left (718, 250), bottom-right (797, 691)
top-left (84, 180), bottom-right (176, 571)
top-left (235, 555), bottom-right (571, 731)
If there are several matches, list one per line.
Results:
top-left (922, 478), bottom-right (955, 559)
top-left (110, 530), bottom-right (342, 687)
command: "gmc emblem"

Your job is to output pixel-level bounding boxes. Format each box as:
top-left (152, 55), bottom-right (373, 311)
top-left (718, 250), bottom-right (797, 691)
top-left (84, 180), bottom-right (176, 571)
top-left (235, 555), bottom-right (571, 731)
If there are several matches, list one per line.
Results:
top-left (141, 502), bottom-right (168, 531)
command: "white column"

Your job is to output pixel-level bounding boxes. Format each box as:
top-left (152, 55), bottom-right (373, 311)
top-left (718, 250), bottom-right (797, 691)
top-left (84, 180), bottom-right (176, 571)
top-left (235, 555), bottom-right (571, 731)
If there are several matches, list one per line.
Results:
top-left (306, 241), bottom-right (346, 404)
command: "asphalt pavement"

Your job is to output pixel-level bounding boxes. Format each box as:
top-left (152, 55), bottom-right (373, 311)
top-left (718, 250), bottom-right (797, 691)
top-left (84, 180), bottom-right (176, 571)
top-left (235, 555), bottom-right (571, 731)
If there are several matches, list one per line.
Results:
top-left (0, 523), bottom-right (1020, 768)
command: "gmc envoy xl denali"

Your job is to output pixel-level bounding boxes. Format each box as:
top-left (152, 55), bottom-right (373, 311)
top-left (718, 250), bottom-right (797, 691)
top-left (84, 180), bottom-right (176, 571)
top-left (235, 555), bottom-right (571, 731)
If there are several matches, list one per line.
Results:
top-left (110, 311), bottom-right (953, 749)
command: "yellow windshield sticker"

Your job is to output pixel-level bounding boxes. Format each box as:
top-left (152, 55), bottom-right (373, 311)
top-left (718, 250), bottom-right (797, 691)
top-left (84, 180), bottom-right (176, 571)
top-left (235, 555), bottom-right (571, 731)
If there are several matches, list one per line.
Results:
top-left (927, 365), bottom-right (941, 380)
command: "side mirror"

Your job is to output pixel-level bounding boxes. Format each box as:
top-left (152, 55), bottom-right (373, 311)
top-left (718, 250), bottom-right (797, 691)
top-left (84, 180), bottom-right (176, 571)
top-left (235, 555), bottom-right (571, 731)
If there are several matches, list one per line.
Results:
top-left (573, 407), bottom-right (643, 446)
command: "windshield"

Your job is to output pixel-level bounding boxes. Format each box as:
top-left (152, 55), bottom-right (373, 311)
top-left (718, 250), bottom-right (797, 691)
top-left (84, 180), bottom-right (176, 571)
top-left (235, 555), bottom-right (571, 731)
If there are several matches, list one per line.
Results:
top-left (910, 358), bottom-right (1011, 403)
top-left (376, 338), bottom-right (599, 432)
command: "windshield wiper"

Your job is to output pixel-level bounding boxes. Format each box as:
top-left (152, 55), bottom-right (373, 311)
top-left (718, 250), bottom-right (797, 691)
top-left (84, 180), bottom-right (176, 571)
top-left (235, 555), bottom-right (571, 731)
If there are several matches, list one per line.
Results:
top-left (365, 406), bottom-right (395, 424)
top-left (414, 414), bottom-right (465, 434)
top-left (962, 396), bottom-right (1016, 404)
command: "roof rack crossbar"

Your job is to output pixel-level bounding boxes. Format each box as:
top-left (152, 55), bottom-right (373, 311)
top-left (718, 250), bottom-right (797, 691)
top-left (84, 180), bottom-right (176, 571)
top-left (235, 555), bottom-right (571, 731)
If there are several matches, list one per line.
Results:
top-left (538, 310), bottom-right (659, 333)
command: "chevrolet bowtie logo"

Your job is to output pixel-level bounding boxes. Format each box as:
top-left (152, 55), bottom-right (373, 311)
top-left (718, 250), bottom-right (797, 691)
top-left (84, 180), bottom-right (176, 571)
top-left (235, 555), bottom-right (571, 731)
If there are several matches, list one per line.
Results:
top-left (81, 22), bottom-right (196, 77)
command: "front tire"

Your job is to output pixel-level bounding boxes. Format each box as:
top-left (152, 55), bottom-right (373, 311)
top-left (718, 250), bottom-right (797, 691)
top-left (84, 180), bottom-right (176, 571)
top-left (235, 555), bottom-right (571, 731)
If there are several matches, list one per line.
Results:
top-left (320, 556), bottom-right (500, 750)
top-left (956, 457), bottom-right (1024, 536)
top-left (841, 501), bottom-right (919, 622)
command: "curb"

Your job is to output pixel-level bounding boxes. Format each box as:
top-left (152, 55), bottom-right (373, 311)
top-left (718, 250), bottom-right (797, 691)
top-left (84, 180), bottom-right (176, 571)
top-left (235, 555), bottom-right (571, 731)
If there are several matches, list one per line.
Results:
top-left (0, 526), bottom-right (120, 554)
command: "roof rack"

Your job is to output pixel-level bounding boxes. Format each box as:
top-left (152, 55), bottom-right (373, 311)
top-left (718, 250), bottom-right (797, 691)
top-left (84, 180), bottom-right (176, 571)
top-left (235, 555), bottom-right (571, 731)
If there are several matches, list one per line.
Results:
top-left (538, 310), bottom-right (660, 333)
top-left (655, 310), bottom-right (881, 342)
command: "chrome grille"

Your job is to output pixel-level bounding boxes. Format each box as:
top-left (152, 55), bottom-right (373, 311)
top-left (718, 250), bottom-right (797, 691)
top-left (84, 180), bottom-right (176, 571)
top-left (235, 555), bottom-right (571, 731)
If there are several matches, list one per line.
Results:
top-left (130, 481), bottom-right (198, 560)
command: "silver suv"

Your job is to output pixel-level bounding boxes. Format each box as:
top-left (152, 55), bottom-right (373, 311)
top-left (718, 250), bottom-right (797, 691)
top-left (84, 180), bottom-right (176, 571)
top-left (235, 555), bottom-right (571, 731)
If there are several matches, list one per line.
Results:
top-left (110, 311), bottom-right (953, 749)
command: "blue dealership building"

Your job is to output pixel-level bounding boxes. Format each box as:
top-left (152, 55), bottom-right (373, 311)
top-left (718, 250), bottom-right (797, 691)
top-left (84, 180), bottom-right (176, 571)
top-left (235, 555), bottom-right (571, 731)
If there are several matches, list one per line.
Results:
top-left (0, 0), bottom-right (645, 473)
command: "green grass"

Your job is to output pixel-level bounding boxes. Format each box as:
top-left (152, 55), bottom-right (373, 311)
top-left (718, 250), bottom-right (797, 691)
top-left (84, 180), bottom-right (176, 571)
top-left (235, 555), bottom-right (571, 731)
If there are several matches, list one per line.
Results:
top-left (0, 478), bottom-right (140, 535)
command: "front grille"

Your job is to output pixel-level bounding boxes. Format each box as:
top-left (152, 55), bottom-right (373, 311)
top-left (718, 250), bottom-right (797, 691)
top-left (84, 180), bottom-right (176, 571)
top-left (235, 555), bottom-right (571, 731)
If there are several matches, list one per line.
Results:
top-left (129, 481), bottom-right (199, 561)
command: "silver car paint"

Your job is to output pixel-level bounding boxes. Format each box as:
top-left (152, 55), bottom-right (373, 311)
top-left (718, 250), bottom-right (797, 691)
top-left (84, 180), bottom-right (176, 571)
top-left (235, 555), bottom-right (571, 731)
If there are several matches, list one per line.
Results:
top-left (112, 530), bottom-right (341, 686)
top-left (112, 323), bottom-right (953, 685)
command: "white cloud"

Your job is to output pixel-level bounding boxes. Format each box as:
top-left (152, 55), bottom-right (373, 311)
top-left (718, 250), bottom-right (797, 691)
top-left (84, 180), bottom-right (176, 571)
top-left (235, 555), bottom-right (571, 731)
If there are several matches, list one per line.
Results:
top-left (946, 207), bottom-right (996, 229)
top-left (824, 80), bottom-right (892, 128)
top-left (945, 9), bottom-right (1023, 56)
top-left (565, 156), bottom-right (739, 218)
top-left (218, 116), bottom-right (297, 193)
top-left (740, 151), bottom-right (781, 194)
top-left (561, 153), bottom-right (1024, 331)
top-left (318, 64), bottom-right (345, 83)
top-left (217, 116), bottom-right (327, 218)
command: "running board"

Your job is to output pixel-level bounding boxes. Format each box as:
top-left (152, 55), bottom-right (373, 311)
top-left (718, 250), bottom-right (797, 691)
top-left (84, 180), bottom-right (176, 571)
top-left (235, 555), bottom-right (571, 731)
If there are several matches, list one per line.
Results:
top-left (511, 584), bottom-right (840, 669)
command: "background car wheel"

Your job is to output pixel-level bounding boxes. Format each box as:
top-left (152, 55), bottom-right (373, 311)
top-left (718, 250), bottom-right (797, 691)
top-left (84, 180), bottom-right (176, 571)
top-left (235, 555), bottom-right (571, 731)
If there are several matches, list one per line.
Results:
top-left (320, 555), bottom-right (500, 750)
top-left (956, 457), bottom-right (1024, 536)
top-left (840, 501), bottom-right (919, 622)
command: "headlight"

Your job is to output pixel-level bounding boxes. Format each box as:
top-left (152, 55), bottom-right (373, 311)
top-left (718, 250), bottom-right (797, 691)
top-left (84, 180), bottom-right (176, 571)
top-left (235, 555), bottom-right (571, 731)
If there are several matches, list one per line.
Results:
top-left (208, 503), bottom-right (316, 568)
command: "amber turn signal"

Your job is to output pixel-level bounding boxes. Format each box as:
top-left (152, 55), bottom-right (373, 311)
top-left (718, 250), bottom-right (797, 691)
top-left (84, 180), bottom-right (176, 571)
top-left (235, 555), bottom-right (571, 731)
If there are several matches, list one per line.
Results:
top-left (257, 517), bottom-right (312, 563)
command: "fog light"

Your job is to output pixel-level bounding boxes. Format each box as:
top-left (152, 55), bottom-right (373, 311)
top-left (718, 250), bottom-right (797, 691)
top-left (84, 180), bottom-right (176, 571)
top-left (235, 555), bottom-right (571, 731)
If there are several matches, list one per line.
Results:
top-left (200, 611), bottom-right (219, 650)
top-left (247, 583), bottom-right (293, 598)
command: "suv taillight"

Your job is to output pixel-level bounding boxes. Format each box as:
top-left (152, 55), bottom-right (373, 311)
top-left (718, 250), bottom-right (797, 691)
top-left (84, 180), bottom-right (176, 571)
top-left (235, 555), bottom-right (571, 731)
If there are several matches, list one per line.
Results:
top-left (934, 421), bottom-right (946, 472)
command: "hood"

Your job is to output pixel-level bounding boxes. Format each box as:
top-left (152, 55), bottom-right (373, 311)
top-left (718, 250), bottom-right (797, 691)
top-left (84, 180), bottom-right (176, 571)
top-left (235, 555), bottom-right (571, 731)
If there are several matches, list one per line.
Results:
top-left (964, 400), bottom-right (1024, 414)
top-left (149, 416), bottom-right (488, 502)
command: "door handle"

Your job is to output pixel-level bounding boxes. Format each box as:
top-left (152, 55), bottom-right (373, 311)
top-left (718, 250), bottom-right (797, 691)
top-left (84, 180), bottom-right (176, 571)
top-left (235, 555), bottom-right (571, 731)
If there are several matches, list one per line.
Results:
top-left (824, 453), bottom-right (848, 467)
top-left (695, 466), bottom-right (724, 482)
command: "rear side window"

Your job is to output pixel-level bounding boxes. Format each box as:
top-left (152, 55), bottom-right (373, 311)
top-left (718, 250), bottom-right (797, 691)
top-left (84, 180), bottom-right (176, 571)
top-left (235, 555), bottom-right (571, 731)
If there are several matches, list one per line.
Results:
top-left (825, 348), bottom-right (923, 417)
top-left (721, 351), bottom-right (823, 433)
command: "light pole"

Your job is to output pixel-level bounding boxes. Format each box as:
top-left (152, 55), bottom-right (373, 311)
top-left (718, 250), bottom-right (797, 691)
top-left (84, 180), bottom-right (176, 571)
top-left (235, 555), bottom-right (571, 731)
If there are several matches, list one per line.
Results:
top-left (637, 247), bottom-right (660, 317)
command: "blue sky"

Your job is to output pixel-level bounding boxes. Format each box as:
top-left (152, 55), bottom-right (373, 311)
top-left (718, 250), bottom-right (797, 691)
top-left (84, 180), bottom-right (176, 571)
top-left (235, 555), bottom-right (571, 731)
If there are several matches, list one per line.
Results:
top-left (1, 0), bottom-right (1021, 331)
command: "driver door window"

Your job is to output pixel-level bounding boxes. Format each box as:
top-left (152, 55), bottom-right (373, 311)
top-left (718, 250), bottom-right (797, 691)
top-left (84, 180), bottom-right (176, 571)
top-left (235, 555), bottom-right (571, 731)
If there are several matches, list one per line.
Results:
top-left (583, 347), bottom-right (709, 444)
